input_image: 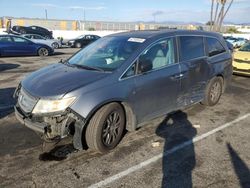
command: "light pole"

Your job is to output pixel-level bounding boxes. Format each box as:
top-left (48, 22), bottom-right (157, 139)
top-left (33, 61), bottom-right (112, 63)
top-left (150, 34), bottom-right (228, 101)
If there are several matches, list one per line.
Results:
top-left (45, 9), bottom-right (48, 19)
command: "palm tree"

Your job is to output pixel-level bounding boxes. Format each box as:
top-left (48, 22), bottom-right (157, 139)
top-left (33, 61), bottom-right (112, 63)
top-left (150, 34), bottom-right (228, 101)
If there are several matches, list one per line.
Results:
top-left (210, 0), bottom-right (234, 32)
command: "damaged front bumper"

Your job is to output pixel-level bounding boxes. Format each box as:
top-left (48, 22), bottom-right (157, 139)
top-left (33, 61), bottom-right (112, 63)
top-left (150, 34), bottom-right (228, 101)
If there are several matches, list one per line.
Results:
top-left (14, 104), bottom-right (83, 140)
top-left (15, 105), bottom-right (86, 150)
top-left (15, 106), bottom-right (46, 134)
top-left (14, 86), bottom-right (86, 150)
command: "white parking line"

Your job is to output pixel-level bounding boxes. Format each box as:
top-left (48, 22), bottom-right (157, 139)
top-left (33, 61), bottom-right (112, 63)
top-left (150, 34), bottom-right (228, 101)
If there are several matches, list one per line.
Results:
top-left (0, 105), bottom-right (14, 110)
top-left (88, 113), bottom-right (250, 188)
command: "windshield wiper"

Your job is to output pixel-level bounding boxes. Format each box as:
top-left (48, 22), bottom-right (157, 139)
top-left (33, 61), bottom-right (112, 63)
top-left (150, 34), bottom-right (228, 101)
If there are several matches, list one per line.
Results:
top-left (72, 64), bottom-right (104, 72)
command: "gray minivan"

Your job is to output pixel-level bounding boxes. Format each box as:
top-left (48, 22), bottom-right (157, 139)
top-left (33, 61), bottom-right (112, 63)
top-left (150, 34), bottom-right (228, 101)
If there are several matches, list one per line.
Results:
top-left (14, 30), bottom-right (232, 153)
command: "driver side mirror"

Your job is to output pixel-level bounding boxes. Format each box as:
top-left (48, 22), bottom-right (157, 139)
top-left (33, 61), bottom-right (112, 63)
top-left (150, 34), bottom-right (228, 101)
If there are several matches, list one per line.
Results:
top-left (137, 59), bottom-right (152, 74)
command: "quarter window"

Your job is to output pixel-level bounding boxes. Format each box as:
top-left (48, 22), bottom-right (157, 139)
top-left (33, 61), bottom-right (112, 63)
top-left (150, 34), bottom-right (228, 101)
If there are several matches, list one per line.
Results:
top-left (206, 37), bottom-right (226, 57)
top-left (123, 64), bottom-right (136, 78)
top-left (179, 36), bottom-right (205, 61)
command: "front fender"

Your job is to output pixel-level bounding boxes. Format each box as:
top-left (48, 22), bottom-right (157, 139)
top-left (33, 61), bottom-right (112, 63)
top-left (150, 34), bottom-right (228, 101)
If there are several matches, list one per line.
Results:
top-left (69, 80), bottom-right (136, 123)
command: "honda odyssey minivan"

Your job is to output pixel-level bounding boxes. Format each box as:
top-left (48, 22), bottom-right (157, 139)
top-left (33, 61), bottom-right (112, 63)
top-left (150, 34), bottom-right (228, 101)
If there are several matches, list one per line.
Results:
top-left (14, 30), bottom-right (232, 153)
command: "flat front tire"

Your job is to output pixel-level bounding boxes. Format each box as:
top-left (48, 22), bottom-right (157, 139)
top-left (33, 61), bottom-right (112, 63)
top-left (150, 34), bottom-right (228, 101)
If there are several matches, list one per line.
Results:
top-left (85, 103), bottom-right (125, 153)
top-left (202, 77), bottom-right (223, 106)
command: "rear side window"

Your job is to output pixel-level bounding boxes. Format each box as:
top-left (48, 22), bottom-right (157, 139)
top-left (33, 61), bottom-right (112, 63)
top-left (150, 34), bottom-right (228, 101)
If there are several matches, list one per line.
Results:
top-left (206, 37), bottom-right (226, 57)
top-left (25, 35), bottom-right (32, 39)
top-left (12, 37), bottom-right (29, 43)
top-left (179, 36), bottom-right (205, 61)
top-left (34, 35), bottom-right (44, 39)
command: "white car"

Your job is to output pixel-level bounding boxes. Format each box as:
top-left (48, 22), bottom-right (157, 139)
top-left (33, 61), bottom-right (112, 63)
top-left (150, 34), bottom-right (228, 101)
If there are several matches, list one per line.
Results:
top-left (226, 38), bottom-right (247, 48)
top-left (21, 34), bottom-right (62, 49)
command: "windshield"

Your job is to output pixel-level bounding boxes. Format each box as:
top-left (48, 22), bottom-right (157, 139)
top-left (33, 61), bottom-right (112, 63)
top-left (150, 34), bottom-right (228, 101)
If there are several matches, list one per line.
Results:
top-left (239, 43), bottom-right (250, 52)
top-left (67, 36), bottom-right (142, 71)
top-left (77, 35), bottom-right (85, 39)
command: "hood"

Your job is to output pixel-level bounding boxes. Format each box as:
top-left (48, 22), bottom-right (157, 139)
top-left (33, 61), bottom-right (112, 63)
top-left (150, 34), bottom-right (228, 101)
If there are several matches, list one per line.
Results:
top-left (22, 63), bottom-right (108, 99)
top-left (234, 51), bottom-right (250, 60)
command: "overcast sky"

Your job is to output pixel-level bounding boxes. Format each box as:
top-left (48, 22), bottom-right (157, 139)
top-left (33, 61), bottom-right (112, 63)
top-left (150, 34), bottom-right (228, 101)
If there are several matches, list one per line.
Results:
top-left (0, 0), bottom-right (249, 23)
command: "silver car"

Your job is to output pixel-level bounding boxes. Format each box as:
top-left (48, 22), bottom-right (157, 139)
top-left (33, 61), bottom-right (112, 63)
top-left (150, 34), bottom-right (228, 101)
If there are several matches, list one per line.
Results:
top-left (21, 34), bottom-right (61, 49)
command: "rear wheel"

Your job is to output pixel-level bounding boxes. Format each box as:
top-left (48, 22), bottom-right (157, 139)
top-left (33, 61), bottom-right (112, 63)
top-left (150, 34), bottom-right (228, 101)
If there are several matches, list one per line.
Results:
top-left (38, 48), bottom-right (49, 56)
top-left (202, 77), bottom-right (223, 106)
top-left (85, 103), bottom-right (125, 153)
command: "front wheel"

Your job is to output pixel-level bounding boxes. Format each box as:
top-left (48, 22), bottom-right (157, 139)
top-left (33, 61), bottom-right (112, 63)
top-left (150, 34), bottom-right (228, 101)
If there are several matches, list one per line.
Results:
top-left (75, 42), bottom-right (81, 48)
top-left (52, 42), bottom-right (59, 49)
top-left (85, 103), bottom-right (125, 153)
top-left (201, 77), bottom-right (223, 106)
top-left (38, 48), bottom-right (49, 56)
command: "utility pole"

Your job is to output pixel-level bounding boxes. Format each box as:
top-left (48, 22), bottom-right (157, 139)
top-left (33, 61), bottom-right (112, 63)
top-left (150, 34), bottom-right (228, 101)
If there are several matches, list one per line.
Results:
top-left (45, 9), bottom-right (48, 20)
top-left (83, 8), bottom-right (86, 22)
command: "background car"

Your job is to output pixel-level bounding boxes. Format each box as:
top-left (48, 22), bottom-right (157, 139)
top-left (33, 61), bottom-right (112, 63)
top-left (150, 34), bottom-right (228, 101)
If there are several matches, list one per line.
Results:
top-left (0, 35), bottom-right (54, 57)
top-left (66, 34), bottom-right (100, 48)
top-left (226, 37), bottom-right (247, 48)
top-left (233, 42), bottom-right (250, 76)
top-left (11, 25), bottom-right (53, 39)
top-left (21, 34), bottom-right (61, 49)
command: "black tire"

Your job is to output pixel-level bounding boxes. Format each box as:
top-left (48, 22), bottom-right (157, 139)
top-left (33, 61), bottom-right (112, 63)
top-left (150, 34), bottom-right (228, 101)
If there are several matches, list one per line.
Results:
top-left (201, 77), bottom-right (223, 106)
top-left (85, 103), bottom-right (125, 153)
top-left (52, 42), bottom-right (59, 49)
top-left (38, 48), bottom-right (49, 56)
top-left (75, 42), bottom-right (81, 48)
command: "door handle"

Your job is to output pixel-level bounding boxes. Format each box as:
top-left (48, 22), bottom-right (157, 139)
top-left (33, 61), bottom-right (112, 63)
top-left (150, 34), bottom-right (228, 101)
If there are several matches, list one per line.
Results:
top-left (171, 73), bottom-right (184, 80)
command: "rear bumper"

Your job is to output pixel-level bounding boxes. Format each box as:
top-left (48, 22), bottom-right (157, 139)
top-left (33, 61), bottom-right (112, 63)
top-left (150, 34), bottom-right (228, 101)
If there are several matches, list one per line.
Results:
top-left (66, 42), bottom-right (74, 47)
top-left (15, 106), bottom-right (46, 133)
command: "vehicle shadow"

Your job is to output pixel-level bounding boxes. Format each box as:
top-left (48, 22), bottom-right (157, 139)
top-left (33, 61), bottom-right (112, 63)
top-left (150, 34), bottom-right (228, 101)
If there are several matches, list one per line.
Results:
top-left (52, 51), bottom-right (65, 56)
top-left (155, 111), bottom-right (197, 188)
top-left (0, 63), bottom-right (20, 72)
top-left (0, 87), bottom-right (16, 119)
top-left (227, 143), bottom-right (250, 187)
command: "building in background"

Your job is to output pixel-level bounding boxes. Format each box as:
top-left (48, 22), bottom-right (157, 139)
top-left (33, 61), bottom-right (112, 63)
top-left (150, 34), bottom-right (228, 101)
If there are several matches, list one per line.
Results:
top-left (1, 16), bottom-right (247, 33)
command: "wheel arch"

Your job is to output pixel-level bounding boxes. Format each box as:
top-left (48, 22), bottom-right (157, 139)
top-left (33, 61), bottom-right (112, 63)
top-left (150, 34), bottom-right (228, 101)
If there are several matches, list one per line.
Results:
top-left (84, 99), bottom-right (137, 132)
top-left (215, 73), bottom-right (225, 92)
top-left (72, 99), bottom-right (137, 150)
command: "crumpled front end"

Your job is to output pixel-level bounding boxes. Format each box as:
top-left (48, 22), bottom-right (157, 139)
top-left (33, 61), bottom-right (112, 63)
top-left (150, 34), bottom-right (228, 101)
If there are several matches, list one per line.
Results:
top-left (14, 85), bottom-right (85, 149)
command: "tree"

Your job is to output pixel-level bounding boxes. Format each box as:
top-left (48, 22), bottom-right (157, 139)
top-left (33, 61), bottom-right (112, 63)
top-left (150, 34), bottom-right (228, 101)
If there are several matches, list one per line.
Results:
top-left (210, 0), bottom-right (234, 32)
